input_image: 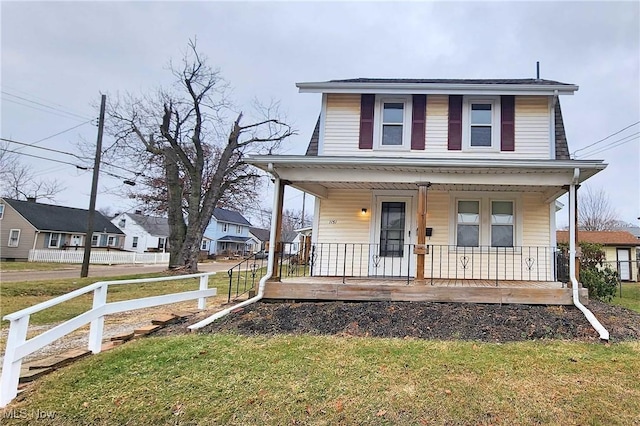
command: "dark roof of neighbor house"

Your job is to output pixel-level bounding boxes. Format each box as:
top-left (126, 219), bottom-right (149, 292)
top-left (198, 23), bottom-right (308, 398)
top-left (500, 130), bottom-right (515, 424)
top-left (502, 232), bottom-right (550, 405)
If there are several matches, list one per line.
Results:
top-left (249, 227), bottom-right (271, 242)
top-left (213, 208), bottom-right (251, 226)
top-left (304, 83), bottom-right (572, 158)
top-left (126, 213), bottom-right (170, 237)
top-left (556, 231), bottom-right (640, 246)
top-left (328, 78), bottom-right (574, 86)
top-left (612, 225), bottom-right (640, 239)
top-left (218, 235), bottom-right (252, 243)
top-left (281, 230), bottom-right (299, 243)
top-left (3, 198), bottom-right (124, 235)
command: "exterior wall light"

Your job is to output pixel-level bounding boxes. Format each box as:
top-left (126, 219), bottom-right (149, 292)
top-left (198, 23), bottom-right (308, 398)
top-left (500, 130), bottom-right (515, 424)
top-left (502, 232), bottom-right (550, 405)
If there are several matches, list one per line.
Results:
top-left (361, 208), bottom-right (367, 215)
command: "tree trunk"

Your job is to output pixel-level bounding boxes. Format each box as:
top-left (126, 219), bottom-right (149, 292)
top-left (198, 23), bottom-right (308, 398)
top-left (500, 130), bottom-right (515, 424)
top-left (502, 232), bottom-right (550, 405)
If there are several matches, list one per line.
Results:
top-left (164, 148), bottom-right (187, 269)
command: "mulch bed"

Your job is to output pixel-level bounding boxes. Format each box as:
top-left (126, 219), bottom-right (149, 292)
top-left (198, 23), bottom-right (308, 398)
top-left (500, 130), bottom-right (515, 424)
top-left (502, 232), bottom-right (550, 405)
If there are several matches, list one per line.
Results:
top-left (158, 300), bottom-right (640, 343)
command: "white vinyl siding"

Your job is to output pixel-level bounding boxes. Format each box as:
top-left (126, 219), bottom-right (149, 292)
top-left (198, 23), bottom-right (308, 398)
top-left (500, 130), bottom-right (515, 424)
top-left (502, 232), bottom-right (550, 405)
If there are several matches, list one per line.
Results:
top-left (320, 94), bottom-right (551, 159)
top-left (521, 193), bottom-right (551, 246)
top-left (322, 94), bottom-right (361, 156)
top-left (316, 189), bottom-right (371, 244)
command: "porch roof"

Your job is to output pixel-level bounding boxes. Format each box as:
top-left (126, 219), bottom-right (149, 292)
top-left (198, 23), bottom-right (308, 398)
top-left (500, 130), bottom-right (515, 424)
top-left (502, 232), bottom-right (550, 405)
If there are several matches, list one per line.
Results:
top-left (247, 156), bottom-right (606, 200)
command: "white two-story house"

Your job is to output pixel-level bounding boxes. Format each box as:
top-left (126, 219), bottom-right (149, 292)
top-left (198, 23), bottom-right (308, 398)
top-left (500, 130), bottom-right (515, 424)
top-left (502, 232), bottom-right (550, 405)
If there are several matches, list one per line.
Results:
top-left (247, 78), bottom-right (607, 306)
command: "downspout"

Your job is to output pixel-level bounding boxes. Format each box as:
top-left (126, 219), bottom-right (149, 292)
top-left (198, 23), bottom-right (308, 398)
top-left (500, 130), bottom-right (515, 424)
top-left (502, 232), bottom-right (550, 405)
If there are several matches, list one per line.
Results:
top-left (189, 164), bottom-right (281, 330)
top-left (569, 167), bottom-right (609, 341)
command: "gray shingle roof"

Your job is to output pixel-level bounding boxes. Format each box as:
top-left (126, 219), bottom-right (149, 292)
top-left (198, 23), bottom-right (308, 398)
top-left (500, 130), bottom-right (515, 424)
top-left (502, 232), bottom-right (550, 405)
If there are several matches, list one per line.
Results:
top-left (218, 235), bottom-right (252, 243)
top-left (281, 230), bottom-right (299, 243)
top-left (249, 227), bottom-right (270, 242)
top-left (213, 208), bottom-right (251, 226)
top-left (305, 116), bottom-right (320, 156)
top-left (3, 198), bottom-right (124, 234)
top-left (554, 100), bottom-right (571, 160)
top-left (127, 213), bottom-right (170, 237)
top-left (328, 78), bottom-right (574, 85)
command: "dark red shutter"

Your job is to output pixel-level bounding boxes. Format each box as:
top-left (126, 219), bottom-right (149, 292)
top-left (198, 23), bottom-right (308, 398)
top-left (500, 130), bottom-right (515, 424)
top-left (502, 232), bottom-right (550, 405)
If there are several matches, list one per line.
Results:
top-left (501, 95), bottom-right (515, 151)
top-left (411, 94), bottom-right (426, 150)
top-left (448, 95), bottom-right (463, 150)
top-left (359, 94), bottom-right (375, 149)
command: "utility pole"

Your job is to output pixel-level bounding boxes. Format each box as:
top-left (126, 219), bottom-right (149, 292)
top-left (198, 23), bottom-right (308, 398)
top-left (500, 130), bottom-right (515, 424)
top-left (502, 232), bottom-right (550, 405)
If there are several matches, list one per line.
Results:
top-left (81, 94), bottom-right (106, 278)
top-left (300, 192), bottom-right (306, 228)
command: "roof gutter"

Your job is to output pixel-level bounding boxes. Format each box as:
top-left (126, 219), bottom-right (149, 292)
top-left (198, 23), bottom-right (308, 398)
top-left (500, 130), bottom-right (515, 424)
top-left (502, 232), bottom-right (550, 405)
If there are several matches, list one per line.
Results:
top-left (188, 173), bottom-right (282, 331)
top-left (297, 82), bottom-right (578, 95)
top-left (569, 167), bottom-right (609, 341)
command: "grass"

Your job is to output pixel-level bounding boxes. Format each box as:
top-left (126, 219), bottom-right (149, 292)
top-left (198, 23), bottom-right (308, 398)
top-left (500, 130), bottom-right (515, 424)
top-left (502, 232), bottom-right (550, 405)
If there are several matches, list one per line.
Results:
top-left (610, 283), bottom-right (640, 313)
top-left (0, 262), bottom-right (78, 272)
top-left (2, 335), bottom-right (639, 425)
top-left (1, 271), bottom-right (233, 325)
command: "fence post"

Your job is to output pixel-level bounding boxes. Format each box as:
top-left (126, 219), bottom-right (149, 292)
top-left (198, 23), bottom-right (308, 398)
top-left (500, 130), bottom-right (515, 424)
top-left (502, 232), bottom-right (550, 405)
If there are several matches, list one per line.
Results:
top-left (88, 283), bottom-right (108, 354)
top-left (198, 275), bottom-right (208, 310)
top-left (0, 315), bottom-right (30, 407)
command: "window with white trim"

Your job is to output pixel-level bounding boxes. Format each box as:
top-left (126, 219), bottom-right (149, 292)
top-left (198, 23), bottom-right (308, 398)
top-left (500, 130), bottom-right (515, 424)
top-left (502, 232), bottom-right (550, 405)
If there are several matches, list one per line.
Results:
top-left (456, 201), bottom-right (480, 247)
top-left (236, 225), bottom-right (241, 234)
top-left (91, 234), bottom-right (99, 246)
top-left (8, 229), bottom-right (20, 247)
top-left (158, 238), bottom-right (165, 249)
top-left (462, 97), bottom-right (501, 150)
top-left (107, 236), bottom-right (115, 246)
top-left (132, 236), bottom-right (138, 248)
top-left (0, 204), bottom-right (5, 219)
top-left (491, 201), bottom-right (514, 247)
top-left (374, 96), bottom-right (412, 149)
top-left (222, 223), bottom-right (228, 232)
top-left (48, 233), bottom-right (61, 248)
top-left (455, 197), bottom-right (517, 247)
top-left (201, 240), bottom-right (207, 250)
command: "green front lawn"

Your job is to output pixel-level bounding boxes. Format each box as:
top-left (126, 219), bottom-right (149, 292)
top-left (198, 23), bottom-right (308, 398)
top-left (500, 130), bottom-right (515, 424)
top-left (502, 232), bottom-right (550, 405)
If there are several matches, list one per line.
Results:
top-left (611, 283), bottom-right (640, 313)
top-left (3, 335), bottom-right (639, 425)
top-left (0, 262), bottom-right (78, 272)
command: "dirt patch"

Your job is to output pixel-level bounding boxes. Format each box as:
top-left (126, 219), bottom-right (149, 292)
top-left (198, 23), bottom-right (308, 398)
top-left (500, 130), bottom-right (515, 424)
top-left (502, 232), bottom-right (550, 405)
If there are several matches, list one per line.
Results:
top-left (160, 300), bottom-right (640, 343)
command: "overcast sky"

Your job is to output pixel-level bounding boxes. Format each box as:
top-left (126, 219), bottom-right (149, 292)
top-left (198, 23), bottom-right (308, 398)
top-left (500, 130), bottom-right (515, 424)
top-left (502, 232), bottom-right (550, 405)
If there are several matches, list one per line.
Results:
top-left (1, 1), bottom-right (639, 227)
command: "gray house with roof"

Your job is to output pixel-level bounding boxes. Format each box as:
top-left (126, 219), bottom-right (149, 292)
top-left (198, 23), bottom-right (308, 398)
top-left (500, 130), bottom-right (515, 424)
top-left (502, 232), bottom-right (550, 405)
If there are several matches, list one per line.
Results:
top-left (111, 212), bottom-right (171, 253)
top-left (203, 208), bottom-right (253, 256)
top-left (0, 198), bottom-right (124, 261)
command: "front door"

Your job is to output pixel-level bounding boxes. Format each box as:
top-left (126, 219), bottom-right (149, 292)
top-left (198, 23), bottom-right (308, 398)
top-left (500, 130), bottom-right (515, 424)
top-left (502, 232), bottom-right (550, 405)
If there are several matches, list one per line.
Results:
top-left (617, 248), bottom-right (631, 281)
top-left (372, 197), bottom-right (413, 278)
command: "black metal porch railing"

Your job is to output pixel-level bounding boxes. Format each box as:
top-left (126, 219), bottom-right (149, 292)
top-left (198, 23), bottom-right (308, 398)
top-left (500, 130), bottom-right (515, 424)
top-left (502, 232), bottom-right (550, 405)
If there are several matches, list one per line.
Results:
top-left (226, 253), bottom-right (268, 302)
top-left (278, 242), bottom-right (561, 286)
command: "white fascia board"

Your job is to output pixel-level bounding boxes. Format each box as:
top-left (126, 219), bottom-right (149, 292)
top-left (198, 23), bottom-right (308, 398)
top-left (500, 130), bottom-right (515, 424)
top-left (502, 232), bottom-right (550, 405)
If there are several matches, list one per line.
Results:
top-left (296, 82), bottom-right (578, 96)
top-left (248, 155), bottom-right (606, 171)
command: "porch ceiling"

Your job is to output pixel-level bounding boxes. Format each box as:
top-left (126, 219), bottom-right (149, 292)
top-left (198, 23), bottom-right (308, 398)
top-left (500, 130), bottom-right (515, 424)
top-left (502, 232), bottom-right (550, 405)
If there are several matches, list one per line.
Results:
top-left (248, 155), bottom-right (606, 200)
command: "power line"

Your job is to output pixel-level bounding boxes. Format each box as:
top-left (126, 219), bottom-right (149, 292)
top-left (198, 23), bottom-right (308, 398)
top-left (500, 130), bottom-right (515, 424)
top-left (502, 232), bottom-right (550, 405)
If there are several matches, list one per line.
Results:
top-left (572, 121), bottom-right (640, 157)
top-left (1, 137), bottom-right (87, 160)
top-left (1, 148), bottom-right (89, 169)
top-left (578, 133), bottom-right (640, 158)
top-left (1, 90), bottom-right (94, 121)
top-left (31, 119), bottom-right (95, 145)
top-left (3, 98), bottom-right (92, 122)
top-left (1, 85), bottom-right (92, 117)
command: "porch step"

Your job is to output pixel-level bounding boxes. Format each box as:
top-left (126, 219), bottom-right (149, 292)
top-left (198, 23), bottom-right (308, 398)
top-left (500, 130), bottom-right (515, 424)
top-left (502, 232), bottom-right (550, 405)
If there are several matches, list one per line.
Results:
top-left (19, 367), bottom-right (53, 383)
top-left (27, 349), bottom-right (91, 370)
top-left (133, 324), bottom-right (163, 337)
top-left (151, 313), bottom-right (180, 325)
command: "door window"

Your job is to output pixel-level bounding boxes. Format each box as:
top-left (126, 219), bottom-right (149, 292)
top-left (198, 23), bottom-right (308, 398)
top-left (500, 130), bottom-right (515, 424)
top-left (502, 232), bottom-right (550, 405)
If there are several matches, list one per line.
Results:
top-left (379, 202), bottom-right (405, 257)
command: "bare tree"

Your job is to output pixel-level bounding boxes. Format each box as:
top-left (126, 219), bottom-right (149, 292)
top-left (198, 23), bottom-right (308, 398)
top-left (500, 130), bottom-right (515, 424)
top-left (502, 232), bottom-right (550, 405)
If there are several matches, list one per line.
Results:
top-left (0, 142), bottom-right (65, 202)
top-left (578, 186), bottom-right (620, 231)
top-left (255, 208), bottom-right (313, 233)
top-left (104, 40), bottom-right (294, 272)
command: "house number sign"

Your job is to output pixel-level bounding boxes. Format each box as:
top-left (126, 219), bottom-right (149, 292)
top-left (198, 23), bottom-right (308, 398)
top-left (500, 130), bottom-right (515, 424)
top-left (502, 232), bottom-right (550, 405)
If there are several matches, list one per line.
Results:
top-left (328, 220), bottom-right (337, 224)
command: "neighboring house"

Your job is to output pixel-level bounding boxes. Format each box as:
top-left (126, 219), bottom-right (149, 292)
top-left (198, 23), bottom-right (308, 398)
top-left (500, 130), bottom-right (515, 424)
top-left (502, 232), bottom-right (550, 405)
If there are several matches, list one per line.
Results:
top-left (247, 77), bottom-right (607, 305)
top-left (203, 208), bottom-right (253, 256)
top-left (557, 230), bottom-right (640, 282)
top-left (111, 212), bottom-right (170, 253)
top-left (249, 227), bottom-right (270, 253)
top-left (281, 230), bottom-right (299, 255)
top-left (0, 198), bottom-right (124, 261)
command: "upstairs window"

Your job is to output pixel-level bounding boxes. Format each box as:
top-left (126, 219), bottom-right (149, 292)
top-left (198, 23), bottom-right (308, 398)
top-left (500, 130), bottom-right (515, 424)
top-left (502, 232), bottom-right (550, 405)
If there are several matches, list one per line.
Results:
top-left (470, 103), bottom-right (493, 147)
top-left (373, 96), bottom-right (412, 150)
top-left (236, 225), bottom-right (242, 234)
top-left (0, 204), bottom-right (4, 219)
top-left (222, 223), bottom-right (228, 232)
top-left (460, 97), bottom-right (501, 151)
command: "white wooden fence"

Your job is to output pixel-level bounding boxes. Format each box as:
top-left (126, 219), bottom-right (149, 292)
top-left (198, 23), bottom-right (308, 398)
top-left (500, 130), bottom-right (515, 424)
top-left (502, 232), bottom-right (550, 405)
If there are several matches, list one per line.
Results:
top-left (28, 249), bottom-right (169, 265)
top-left (0, 272), bottom-right (217, 407)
